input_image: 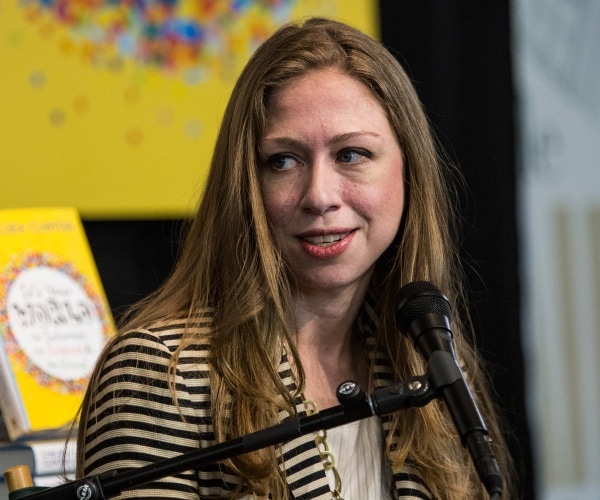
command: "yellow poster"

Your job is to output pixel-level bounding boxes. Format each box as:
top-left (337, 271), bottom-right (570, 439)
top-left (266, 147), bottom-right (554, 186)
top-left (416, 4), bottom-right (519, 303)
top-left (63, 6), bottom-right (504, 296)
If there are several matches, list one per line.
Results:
top-left (0, 207), bottom-right (114, 439)
top-left (0, 1), bottom-right (378, 218)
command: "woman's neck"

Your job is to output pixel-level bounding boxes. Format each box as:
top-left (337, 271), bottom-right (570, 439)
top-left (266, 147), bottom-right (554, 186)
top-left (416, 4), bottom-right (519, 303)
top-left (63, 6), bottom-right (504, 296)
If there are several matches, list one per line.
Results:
top-left (293, 289), bottom-right (368, 409)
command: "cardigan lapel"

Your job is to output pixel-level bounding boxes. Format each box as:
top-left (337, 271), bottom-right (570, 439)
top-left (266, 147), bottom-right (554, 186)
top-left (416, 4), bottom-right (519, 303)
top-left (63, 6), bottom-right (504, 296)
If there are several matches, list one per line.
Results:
top-left (360, 295), bottom-right (434, 500)
top-left (276, 348), bottom-right (332, 499)
top-left (275, 293), bottom-right (432, 499)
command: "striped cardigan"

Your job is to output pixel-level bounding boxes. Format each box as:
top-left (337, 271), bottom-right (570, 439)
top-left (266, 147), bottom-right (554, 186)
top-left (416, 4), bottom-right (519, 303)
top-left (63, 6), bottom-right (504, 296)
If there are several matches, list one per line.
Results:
top-left (82, 302), bottom-right (433, 499)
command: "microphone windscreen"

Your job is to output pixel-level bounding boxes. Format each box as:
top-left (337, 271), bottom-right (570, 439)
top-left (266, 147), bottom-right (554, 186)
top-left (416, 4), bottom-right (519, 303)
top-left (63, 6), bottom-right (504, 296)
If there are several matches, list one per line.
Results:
top-left (397, 281), bottom-right (451, 330)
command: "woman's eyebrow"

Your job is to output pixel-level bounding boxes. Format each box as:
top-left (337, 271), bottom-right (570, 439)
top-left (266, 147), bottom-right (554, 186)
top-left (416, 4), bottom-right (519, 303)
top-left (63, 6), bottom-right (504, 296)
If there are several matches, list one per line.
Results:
top-left (261, 131), bottom-right (381, 150)
top-left (328, 131), bottom-right (382, 146)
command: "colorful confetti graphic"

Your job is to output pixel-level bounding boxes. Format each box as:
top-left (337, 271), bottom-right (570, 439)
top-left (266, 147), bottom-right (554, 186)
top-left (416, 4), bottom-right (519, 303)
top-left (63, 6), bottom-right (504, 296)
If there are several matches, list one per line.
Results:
top-left (20, 0), bottom-right (297, 81)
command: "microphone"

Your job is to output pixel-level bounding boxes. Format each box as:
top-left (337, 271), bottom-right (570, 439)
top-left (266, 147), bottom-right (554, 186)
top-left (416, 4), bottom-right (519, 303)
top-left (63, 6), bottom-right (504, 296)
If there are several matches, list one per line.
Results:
top-left (396, 281), bottom-right (503, 497)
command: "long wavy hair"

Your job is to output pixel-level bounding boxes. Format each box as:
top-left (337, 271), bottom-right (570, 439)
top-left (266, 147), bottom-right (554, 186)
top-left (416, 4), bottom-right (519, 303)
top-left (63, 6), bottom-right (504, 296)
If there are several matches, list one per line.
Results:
top-left (77, 17), bottom-right (514, 498)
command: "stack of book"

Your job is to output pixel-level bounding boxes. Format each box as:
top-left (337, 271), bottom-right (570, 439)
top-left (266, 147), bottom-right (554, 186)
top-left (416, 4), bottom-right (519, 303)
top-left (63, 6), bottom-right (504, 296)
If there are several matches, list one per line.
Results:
top-left (0, 435), bottom-right (76, 497)
top-left (0, 208), bottom-right (115, 496)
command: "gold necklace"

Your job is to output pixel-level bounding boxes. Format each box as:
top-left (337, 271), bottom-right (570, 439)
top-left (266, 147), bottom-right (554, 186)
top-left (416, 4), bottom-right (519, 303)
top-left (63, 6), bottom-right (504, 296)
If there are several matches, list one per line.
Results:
top-left (304, 398), bottom-right (343, 499)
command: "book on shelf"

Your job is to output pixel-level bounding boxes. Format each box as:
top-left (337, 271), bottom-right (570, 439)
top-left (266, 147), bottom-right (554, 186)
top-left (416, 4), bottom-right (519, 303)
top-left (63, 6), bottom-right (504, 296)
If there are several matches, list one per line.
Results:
top-left (0, 437), bottom-right (76, 477)
top-left (0, 207), bottom-right (115, 441)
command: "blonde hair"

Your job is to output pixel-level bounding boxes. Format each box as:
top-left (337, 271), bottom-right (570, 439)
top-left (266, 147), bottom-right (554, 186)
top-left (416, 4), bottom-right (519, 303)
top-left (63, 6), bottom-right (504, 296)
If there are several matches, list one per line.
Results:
top-left (78, 17), bottom-right (514, 498)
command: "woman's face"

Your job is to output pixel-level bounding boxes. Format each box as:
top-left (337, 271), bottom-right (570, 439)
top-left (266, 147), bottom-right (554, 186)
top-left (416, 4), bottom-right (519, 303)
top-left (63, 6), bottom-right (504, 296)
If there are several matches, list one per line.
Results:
top-left (259, 67), bottom-right (405, 297)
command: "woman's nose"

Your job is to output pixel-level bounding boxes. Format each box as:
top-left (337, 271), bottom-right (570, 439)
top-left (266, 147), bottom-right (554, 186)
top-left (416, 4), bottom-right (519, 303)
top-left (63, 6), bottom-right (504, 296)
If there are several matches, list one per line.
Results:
top-left (300, 160), bottom-right (341, 215)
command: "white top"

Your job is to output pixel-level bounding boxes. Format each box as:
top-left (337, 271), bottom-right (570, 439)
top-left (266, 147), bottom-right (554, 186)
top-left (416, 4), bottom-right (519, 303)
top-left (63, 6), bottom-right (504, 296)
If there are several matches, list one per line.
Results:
top-left (321, 416), bottom-right (394, 499)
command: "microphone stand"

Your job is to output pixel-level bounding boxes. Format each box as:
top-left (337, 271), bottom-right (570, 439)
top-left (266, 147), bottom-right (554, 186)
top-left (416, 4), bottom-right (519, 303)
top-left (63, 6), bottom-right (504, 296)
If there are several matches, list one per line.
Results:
top-left (11, 375), bottom-right (435, 500)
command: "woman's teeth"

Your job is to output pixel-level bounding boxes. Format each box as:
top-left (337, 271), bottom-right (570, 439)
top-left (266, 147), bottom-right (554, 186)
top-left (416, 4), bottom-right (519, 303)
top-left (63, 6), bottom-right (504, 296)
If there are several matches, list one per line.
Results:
top-left (303, 233), bottom-right (348, 246)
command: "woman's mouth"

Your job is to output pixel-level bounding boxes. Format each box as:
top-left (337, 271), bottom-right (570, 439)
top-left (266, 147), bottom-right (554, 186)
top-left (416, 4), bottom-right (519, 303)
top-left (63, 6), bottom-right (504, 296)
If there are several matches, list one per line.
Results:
top-left (297, 231), bottom-right (355, 258)
top-left (301, 232), bottom-right (351, 246)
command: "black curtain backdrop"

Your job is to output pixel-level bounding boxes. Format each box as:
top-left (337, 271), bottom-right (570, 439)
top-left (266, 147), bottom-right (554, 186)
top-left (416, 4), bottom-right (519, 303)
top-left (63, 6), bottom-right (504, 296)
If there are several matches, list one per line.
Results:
top-left (83, 1), bottom-right (534, 497)
top-left (378, 1), bottom-right (534, 498)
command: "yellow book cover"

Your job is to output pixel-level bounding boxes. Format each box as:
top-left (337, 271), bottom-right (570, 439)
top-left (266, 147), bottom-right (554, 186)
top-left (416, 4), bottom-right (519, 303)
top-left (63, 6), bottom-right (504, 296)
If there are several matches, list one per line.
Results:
top-left (0, 207), bottom-right (114, 440)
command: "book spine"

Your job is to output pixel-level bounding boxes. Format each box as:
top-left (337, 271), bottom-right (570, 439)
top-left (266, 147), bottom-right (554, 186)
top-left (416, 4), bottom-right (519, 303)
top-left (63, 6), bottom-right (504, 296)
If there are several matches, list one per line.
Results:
top-left (0, 342), bottom-right (28, 441)
top-left (30, 440), bottom-right (76, 476)
top-left (34, 472), bottom-right (75, 487)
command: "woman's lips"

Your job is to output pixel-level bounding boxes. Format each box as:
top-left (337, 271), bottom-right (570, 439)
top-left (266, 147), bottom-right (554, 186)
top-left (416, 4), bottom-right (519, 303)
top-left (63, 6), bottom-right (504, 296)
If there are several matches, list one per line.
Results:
top-left (298, 230), bottom-right (355, 258)
top-left (301, 232), bottom-right (351, 246)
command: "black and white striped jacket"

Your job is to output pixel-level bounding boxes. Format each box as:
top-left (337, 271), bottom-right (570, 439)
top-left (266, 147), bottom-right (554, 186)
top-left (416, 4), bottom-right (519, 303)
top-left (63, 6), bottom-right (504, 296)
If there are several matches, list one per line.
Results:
top-left (82, 301), bottom-right (433, 499)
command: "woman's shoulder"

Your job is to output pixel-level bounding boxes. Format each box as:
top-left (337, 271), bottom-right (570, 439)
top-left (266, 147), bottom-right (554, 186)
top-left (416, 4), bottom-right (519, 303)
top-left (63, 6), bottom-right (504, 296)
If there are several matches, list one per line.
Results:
top-left (104, 308), bottom-right (216, 361)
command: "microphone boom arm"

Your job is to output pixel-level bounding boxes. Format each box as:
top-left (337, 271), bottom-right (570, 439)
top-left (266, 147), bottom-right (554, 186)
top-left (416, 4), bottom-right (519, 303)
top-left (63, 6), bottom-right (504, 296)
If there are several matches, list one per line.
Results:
top-left (14, 376), bottom-right (435, 500)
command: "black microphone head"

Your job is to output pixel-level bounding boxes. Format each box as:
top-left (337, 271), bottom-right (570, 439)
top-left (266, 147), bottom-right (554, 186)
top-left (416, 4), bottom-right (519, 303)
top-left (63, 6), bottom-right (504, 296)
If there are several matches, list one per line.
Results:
top-left (396, 281), bottom-right (451, 331)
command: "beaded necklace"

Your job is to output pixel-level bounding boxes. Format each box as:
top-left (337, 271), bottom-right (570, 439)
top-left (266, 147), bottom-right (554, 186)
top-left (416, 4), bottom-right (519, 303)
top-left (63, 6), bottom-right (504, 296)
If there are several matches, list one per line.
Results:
top-left (303, 398), bottom-right (344, 499)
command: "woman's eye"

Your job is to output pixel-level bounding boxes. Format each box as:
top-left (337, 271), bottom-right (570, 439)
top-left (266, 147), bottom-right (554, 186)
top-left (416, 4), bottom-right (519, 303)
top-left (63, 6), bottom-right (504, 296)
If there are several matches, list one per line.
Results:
top-left (338, 148), bottom-right (371, 164)
top-left (268, 154), bottom-right (300, 171)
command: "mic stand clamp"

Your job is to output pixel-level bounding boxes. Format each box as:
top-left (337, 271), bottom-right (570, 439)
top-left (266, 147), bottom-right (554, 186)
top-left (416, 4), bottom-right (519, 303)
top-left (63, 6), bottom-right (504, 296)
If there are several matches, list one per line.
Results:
top-left (16, 376), bottom-right (436, 500)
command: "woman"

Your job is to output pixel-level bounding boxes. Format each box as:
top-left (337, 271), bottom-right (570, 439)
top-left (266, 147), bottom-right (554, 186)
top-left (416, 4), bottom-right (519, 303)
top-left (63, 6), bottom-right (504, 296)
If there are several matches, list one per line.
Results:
top-left (77, 17), bottom-right (514, 499)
